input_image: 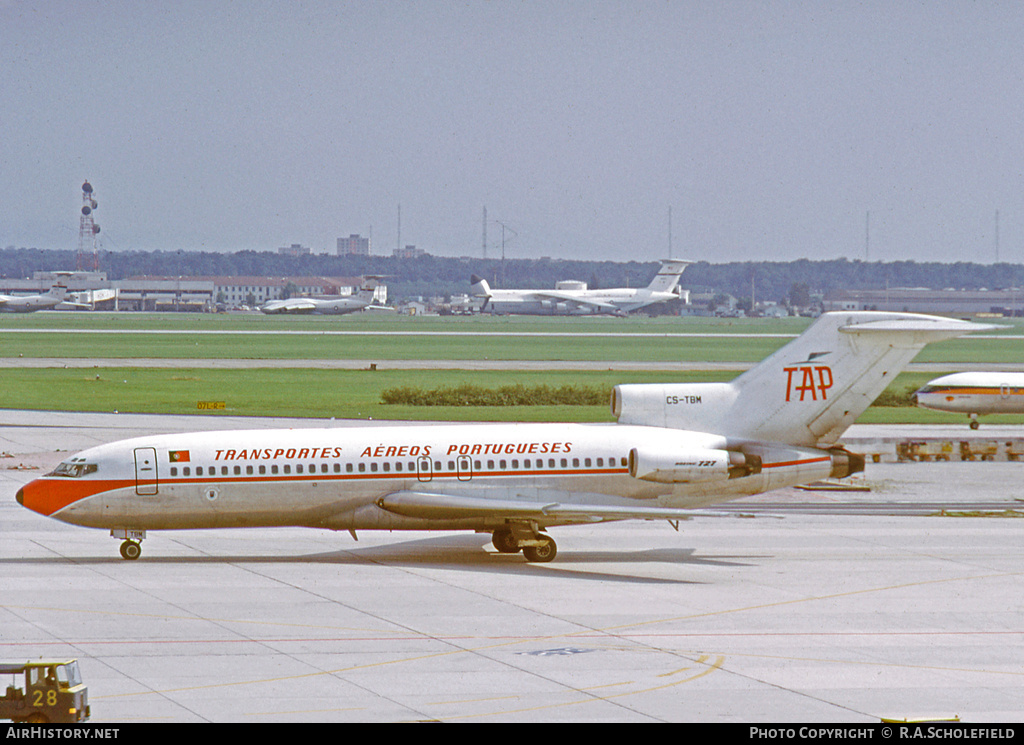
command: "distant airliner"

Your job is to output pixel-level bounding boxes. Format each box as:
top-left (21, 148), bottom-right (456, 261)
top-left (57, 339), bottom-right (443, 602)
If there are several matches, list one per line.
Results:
top-left (260, 278), bottom-right (391, 315)
top-left (470, 259), bottom-right (690, 315)
top-left (915, 372), bottom-right (1024, 428)
top-left (17, 311), bottom-right (990, 562)
top-left (0, 275), bottom-right (88, 313)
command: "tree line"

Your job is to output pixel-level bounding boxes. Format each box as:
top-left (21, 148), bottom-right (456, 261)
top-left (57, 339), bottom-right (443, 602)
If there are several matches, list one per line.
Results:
top-left (2, 247), bottom-right (1023, 303)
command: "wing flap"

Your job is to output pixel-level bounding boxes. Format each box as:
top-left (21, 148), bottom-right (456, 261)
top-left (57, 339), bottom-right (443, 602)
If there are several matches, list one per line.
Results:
top-left (377, 490), bottom-right (695, 523)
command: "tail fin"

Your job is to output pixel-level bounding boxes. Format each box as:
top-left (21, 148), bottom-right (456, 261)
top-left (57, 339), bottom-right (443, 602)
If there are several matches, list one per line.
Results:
top-left (645, 260), bottom-right (691, 293)
top-left (357, 275), bottom-right (386, 304)
top-left (613, 311), bottom-right (993, 447)
top-left (47, 281), bottom-right (68, 301)
top-left (470, 274), bottom-right (492, 297)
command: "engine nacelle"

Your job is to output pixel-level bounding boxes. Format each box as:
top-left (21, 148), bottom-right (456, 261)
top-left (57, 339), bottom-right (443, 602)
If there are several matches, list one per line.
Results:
top-left (629, 447), bottom-right (762, 484)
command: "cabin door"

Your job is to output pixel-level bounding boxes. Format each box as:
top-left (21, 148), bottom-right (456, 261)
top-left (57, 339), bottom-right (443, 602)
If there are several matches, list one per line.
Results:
top-left (134, 447), bottom-right (159, 495)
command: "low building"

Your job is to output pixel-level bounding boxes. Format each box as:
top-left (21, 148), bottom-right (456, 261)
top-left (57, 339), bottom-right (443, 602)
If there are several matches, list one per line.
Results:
top-left (824, 288), bottom-right (1024, 316)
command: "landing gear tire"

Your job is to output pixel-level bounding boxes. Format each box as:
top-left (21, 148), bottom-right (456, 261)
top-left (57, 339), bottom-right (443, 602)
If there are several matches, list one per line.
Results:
top-left (523, 536), bottom-right (557, 563)
top-left (120, 540), bottom-right (142, 560)
top-left (492, 528), bottom-right (521, 554)
top-left (969, 419), bottom-right (980, 430)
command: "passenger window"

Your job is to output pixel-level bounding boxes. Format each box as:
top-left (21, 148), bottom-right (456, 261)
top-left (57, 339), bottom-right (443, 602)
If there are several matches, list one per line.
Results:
top-left (346, 463), bottom-right (353, 473)
top-left (284, 465), bottom-right (291, 474)
top-left (584, 458), bottom-right (591, 467)
top-left (170, 467), bottom-right (178, 477)
top-left (499, 460), bottom-right (507, 470)
top-left (221, 466), bottom-right (229, 475)
top-left (183, 467), bottom-right (191, 476)
top-left (233, 466), bottom-right (241, 475)
top-left (246, 466), bottom-right (253, 475)
top-left (370, 463), bottom-right (378, 472)
top-left (383, 462), bottom-right (391, 472)
top-left (271, 465), bottom-right (279, 474)
top-left (358, 463), bottom-right (365, 472)
top-left (296, 464), bottom-right (304, 474)
top-left (259, 465), bottom-right (266, 475)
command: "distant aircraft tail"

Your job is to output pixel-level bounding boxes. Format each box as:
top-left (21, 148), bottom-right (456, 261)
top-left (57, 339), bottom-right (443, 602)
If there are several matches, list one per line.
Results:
top-left (47, 280), bottom-right (69, 301)
top-left (357, 275), bottom-right (387, 304)
top-left (645, 260), bottom-right (691, 293)
top-left (613, 311), bottom-right (993, 447)
top-left (470, 274), bottom-right (492, 297)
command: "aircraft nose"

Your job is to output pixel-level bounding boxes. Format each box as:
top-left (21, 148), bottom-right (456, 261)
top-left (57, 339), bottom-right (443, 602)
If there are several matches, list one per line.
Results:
top-left (16, 487), bottom-right (23, 505)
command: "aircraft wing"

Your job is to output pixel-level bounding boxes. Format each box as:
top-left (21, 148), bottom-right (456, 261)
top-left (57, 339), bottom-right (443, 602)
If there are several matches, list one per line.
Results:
top-left (530, 291), bottom-right (621, 312)
top-left (377, 490), bottom-right (695, 523)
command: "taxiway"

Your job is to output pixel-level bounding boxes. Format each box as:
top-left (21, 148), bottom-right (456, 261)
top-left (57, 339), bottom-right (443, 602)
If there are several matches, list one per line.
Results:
top-left (2, 411), bottom-right (1022, 722)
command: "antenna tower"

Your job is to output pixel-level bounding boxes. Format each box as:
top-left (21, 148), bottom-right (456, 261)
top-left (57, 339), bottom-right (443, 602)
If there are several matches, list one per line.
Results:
top-left (77, 180), bottom-right (100, 271)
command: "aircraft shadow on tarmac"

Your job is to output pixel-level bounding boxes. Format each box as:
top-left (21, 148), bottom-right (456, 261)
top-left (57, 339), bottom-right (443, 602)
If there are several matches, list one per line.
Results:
top-left (4, 533), bottom-right (768, 585)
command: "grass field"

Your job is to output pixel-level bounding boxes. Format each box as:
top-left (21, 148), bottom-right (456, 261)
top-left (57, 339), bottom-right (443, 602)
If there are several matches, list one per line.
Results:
top-left (0, 312), bottom-right (1020, 424)
top-left (1, 312), bottom-right (1020, 362)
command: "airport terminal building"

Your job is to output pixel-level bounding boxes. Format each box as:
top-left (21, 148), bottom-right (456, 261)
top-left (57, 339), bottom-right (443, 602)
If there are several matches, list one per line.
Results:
top-left (824, 288), bottom-right (1024, 316)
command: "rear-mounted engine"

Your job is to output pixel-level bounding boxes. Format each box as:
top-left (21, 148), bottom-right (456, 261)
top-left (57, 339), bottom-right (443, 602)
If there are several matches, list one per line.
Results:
top-left (629, 447), bottom-right (762, 484)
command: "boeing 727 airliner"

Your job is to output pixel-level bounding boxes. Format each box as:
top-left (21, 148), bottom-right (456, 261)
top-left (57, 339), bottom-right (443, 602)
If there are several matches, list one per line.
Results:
top-left (915, 371), bottom-right (1024, 428)
top-left (17, 312), bottom-right (991, 561)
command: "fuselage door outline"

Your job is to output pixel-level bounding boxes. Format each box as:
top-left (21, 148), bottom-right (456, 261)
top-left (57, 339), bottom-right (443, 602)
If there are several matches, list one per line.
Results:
top-left (134, 447), bottom-right (158, 495)
top-left (417, 455), bottom-right (432, 483)
top-left (457, 455), bottom-right (473, 481)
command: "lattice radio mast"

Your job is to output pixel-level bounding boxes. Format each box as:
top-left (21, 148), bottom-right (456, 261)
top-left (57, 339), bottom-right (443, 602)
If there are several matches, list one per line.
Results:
top-left (77, 180), bottom-right (100, 271)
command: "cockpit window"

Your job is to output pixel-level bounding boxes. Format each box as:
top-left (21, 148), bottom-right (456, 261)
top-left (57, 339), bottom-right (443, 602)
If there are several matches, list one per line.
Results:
top-left (51, 462), bottom-right (98, 478)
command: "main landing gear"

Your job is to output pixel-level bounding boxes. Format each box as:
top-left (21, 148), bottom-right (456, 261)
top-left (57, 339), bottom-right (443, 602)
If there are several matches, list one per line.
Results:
top-left (111, 528), bottom-right (146, 560)
top-left (491, 525), bottom-right (558, 563)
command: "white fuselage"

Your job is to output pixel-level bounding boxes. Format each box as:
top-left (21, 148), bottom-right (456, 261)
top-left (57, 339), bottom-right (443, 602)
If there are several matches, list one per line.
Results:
top-left (20, 423), bottom-right (834, 533)
top-left (481, 288), bottom-right (680, 315)
top-left (915, 372), bottom-right (1024, 415)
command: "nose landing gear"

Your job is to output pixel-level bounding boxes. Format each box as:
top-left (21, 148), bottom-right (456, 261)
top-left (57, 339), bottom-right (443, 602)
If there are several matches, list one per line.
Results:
top-left (111, 528), bottom-right (146, 560)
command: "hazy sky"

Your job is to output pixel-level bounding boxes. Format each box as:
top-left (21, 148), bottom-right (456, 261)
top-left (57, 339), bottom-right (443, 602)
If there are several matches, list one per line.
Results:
top-left (3, 1), bottom-right (1024, 264)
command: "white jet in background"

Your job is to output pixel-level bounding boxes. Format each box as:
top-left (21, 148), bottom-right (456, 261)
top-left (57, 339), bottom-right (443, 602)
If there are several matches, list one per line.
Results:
top-left (18, 312), bottom-right (991, 561)
top-left (0, 274), bottom-right (89, 312)
top-left (915, 372), bottom-right (1024, 428)
top-left (260, 277), bottom-right (391, 315)
top-left (471, 259), bottom-right (691, 315)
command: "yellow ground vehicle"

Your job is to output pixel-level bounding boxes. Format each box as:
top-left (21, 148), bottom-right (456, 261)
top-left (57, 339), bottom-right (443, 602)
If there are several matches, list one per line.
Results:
top-left (0, 660), bottom-right (90, 723)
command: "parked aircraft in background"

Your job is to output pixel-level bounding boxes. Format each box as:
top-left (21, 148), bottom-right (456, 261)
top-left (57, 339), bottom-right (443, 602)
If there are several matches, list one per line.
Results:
top-left (260, 277), bottom-right (391, 315)
top-left (914, 372), bottom-right (1024, 428)
top-left (470, 259), bottom-right (691, 315)
top-left (17, 312), bottom-right (991, 562)
top-left (0, 275), bottom-right (89, 312)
